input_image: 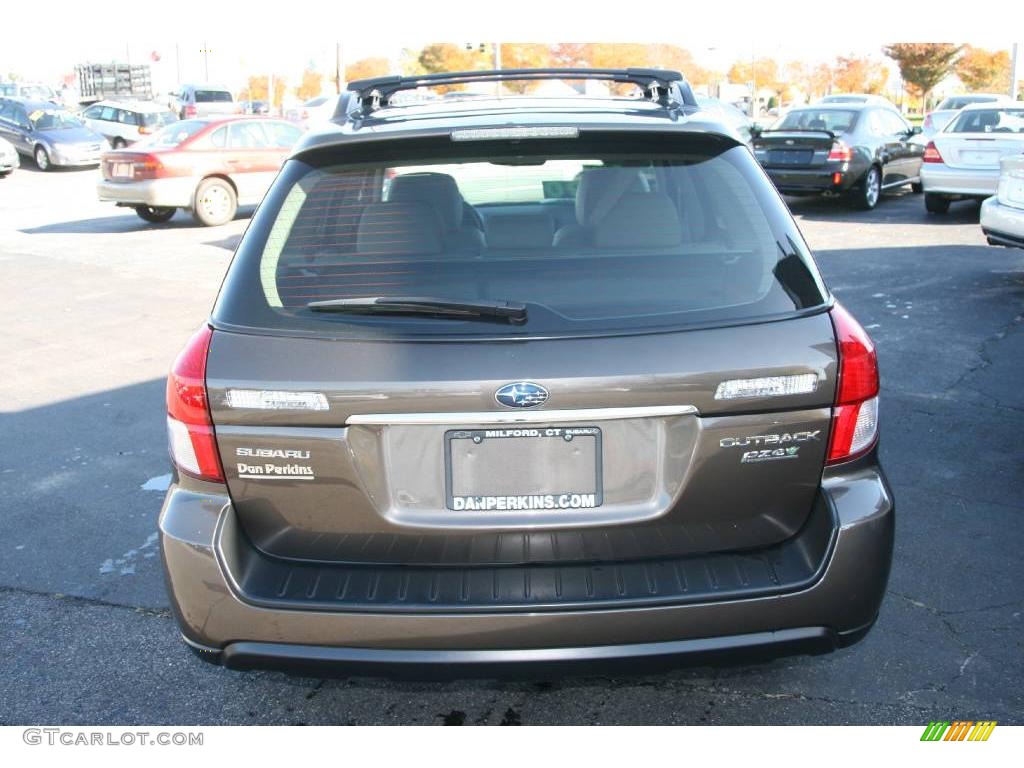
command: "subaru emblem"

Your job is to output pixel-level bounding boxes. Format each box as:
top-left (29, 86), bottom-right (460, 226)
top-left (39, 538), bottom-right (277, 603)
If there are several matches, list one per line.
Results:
top-left (495, 382), bottom-right (549, 409)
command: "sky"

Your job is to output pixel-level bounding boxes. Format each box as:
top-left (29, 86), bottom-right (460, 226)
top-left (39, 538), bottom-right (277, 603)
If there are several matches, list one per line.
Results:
top-left (2, 1), bottom-right (1020, 95)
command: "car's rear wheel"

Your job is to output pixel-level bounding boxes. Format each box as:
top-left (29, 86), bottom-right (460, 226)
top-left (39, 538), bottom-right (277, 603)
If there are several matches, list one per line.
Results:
top-left (134, 205), bottom-right (176, 223)
top-left (192, 178), bottom-right (237, 226)
top-left (925, 193), bottom-right (950, 214)
top-left (853, 166), bottom-right (881, 210)
top-left (34, 145), bottom-right (51, 171)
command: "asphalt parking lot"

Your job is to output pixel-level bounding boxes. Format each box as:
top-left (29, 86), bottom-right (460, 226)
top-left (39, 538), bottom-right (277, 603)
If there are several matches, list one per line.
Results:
top-left (1, 161), bottom-right (1021, 726)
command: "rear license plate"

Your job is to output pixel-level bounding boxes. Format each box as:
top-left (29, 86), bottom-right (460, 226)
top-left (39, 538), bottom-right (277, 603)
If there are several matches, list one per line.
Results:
top-left (768, 149), bottom-right (813, 166)
top-left (961, 150), bottom-right (997, 165)
top-left (113, 162), bottom-right (132, 178)
top-left (445, 426), bottom-right (602, 511)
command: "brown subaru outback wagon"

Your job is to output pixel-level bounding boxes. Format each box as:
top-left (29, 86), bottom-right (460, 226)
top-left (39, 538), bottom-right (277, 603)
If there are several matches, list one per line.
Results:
top-left (160, 68), bottom-right (893, 677)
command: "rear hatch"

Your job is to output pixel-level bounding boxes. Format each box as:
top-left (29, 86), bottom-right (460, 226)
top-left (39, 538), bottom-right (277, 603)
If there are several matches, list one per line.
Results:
top-left (934, 134), bottom-right (1024, 170)
top-left (205, 128), bottom-right (837, 567)
top-left (936, 107), bottom-right (1024, 170)
top-left (753, 130), bottom-right (835, 168)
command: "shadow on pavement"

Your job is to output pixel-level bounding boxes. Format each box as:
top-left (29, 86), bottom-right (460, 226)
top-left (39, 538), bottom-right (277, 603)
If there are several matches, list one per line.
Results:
top-left (786, 190), bottom-right (982, 225)
top-left (19, 207), bottom-right (255, 235)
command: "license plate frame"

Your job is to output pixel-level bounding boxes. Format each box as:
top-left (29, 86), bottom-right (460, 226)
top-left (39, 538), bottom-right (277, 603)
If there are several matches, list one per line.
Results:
top-left (113, 162), bottom-right (133, 178)
top-left (444, 425), bottom-right (603, 512)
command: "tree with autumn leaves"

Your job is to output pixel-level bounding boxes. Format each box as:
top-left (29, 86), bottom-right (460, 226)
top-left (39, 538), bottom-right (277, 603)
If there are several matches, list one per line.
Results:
top-left (882, 43), bottom-right (962, 109)
top-left (402, 43), bottom-right (718, 92)
top-left (956, 46), bottom-right (1012, 92)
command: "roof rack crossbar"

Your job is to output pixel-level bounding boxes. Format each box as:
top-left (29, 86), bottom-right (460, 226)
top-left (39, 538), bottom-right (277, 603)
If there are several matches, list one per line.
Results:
top-left (347, 68), bottom-right (696, 112)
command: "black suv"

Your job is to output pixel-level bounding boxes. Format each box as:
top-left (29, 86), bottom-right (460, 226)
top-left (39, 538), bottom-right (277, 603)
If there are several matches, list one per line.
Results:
top-left (160, 69), bottom-right (893, 677)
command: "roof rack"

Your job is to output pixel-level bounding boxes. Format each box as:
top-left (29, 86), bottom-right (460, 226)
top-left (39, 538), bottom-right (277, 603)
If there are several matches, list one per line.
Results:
top-left (346, 68), bottom-right (698, 113)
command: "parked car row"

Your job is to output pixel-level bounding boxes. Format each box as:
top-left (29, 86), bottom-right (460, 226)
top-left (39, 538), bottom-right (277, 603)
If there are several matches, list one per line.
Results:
top-left (750, 98), bottom-right (1024, 236)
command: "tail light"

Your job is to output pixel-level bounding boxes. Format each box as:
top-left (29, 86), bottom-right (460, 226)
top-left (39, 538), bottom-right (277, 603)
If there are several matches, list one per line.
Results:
top-left (923, 141), bottom-right (943, 163)
top-left (166, 325), bottom-right (224, 482)
top-left (125, 153), bottom-right (187, 180)
top-left (827, 140), bottom-right (852, 163)
top-left (138, 125), bottom-right (153, 135)
top-left (827, 303), bottom-right (880, 464)
top-left (183, 104), bottom-right (197, 117)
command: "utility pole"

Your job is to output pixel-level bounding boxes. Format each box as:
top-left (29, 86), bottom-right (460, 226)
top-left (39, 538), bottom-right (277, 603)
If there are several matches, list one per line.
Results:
top-left (1011, 43), bottom-right (1020, 101)
top-left (335, 42), bottom-right (343, 95)
top-left (203, 41), bottom-right (209, 82)
top-left (493, 42), bottom-right (501, 97)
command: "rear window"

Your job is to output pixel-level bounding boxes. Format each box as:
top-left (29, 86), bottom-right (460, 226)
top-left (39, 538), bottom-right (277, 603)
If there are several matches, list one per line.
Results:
top-left (938, 95), bottom-right (999, 110)
top-left (213, 132), bottom-right (828, 339)
top-left (141, 110), bottom-right (178, 128)
top-left (774, 109), bottom-right (858, 133)
top-left (142, 119), bottom-right (206, 147)
top-left (195, 90), bottom-right (232, 103)
top-left (946, 108), bottom-right (1024, 134)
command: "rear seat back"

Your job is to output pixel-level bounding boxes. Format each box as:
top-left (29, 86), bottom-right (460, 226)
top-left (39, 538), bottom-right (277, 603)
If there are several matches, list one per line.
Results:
top-left (484, 212), bottom-right (555, 251)
top-left (356, 201), bottom-right (442, 256)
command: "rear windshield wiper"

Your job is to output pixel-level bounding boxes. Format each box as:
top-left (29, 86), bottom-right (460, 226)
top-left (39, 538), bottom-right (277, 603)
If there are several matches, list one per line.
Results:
top-left (306, 296), bottom-right (528, 324)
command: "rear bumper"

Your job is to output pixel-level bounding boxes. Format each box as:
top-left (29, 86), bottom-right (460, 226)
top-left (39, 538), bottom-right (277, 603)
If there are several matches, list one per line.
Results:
top-left (762, 164), bottom-right (860, 195)
top-left (920, 164), bottom-right (998, 197)
top-left (980, 196), bottom-right (1024, 248)
top-left (160, 461), bottom-right (894, 676)
top-left (50, 145), bottom-right (105, 167)
top-left (96, 177), bottom-right (196, 208)
top-left (0, 152), bottom-right (18, 172)
top-left (187, 626), bottom-right (866, 679)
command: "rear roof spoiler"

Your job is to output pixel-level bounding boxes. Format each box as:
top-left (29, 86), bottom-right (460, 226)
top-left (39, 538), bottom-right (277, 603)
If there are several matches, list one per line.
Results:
top-left (759, 128), bottom-right (837, 140)
top-left (344, 68), bottom-right (699, 114)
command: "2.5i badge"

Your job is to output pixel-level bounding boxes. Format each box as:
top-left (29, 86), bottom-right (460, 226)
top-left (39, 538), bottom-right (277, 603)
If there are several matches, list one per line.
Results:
top-left (741, 447), bottom-right (801, 463)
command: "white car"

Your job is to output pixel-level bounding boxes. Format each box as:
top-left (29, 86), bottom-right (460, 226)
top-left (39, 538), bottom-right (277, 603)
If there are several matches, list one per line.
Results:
top-left (922, 93), bottom-right (1005, 138)
top-left (0, 134), bottom-right (19, 176)
top-left (81, 101), bottom-right (179, 148)
top-left (981, 155), bottom-right (1024, 249)
top-left (921, 102), bottom-right (1024, 214)
top-left (288, 95), bottom-right (340, 129)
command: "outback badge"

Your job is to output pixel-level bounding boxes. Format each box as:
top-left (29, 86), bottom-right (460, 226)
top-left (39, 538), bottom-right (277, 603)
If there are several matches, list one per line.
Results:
top-left (495, 382), bottom-right (549, 409)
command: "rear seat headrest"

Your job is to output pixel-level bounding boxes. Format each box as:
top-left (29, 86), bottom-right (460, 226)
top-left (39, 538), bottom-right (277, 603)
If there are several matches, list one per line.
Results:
top-left (592, 193), bottom-right (682, 249)
top-left (356, 201), bottom-right (441, 255)
top-left (388, 172), bottom-right (464, 231)
top-left (485, 213), bottom-right (554, 249)
top-left (575, 167), bottom-right (647, 226)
